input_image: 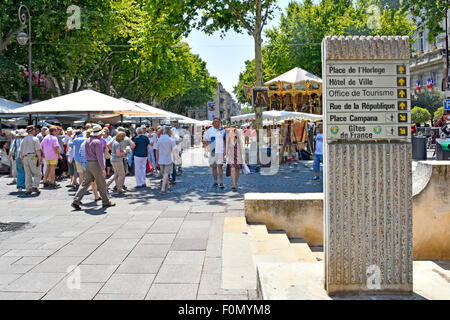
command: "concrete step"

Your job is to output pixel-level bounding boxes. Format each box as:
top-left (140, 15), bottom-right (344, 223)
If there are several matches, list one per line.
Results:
top-left (291, 243), bottom-right (318, 262)
top-left (247, 224), bottom-right (269, 241)
top-left (224, 217), bottom-right (248, 233)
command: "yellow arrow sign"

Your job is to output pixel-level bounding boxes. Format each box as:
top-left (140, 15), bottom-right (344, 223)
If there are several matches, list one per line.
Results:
top-left (399, 127), bottom-right (407, 136)
top-left (398, 90), bottom-right (406, 98)
top-left (399, 101), bottom-right (407, 110)
top-left (398, 65), bottom-right (406, 74)
top-left (398, 78), bottom-right (406, 86)
top-left (399, 114), bottom-right (407, 122)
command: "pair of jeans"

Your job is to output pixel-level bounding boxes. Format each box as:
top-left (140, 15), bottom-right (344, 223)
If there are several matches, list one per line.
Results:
top-left (313, 154), bottom-right (323, 172)
top-left (16, 158), bottom-right (25, 189)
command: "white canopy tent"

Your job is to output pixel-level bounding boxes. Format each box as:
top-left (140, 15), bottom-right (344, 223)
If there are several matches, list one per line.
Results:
top-left (264, 67), bottom-right (322, 85)
top-left (10, 90), bottom-right (151, 115)
top-left (231, 110), bottom-right (322, 123)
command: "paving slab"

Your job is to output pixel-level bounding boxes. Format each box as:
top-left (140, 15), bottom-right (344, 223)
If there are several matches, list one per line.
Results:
top-left (140, 233), bottom-right (176, 244)
top-left (171, 239), bottom-right (208, 251)
top-left (176, 227), bottom-right (210, 240)
top-left (68, 264), bottom-right (118, 283)
top-left (202, 257), bottom-right (221, 274)
top-left (1, 272), bottom-right (66, 293)
top-left (13, 256), bottom-right (47, 266)
top-left (99, 273), bottom-right (155, 295)
top-left (52, 244), bottom-right (100, 257)
top-left (190, 205), bottom-right (226, 213)
top-left (196, 294), bottom-right (248, 300)
top-left (199, 273), bottom-right (248, 296)
top-left (99, 238), bottom-right (140, 251)
top-left (94, 293), bottom-right (145, 300)
top-left (146, 283), bottom-right (198, 300)
top-left (29, 256), bottom-right (84, 273)
top-left (129, 244), bottom-right (171, 258)
top-left (117, 257), bottom-right (163, 274)
top-left (154, 264), bottom-right (203, 284)
top-left (0, 292), bottom-right (45, 300)
top-left (42, 282), bottom-right (104, 300)
top-left (164, 251), bottom-right (205, 265)
top-left (148, 218), bottom-right (184, 233)
top-left (83, 249), bottom-right (129, 265)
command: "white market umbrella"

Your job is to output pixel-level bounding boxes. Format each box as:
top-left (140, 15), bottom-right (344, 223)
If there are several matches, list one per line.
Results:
top-left (10, 90), bottom-right (150, 115)
top-left (0, 98), bottom-right (22, 114)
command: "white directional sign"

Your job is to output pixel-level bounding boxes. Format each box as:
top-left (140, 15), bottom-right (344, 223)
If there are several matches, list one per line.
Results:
top-left (325, 60), bottom-right (411, 142)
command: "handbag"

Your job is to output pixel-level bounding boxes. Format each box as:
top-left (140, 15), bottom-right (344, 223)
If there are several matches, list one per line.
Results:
top-left (146, 159), bottom-right (153, 174)
top-left (243, 163), bottom-right (250, 175)
top-left (226, 164), bottom-right (231, 177)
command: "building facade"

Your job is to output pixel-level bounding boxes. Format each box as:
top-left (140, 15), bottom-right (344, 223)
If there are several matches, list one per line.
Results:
top-left (211, 82), bottom-right (241, 123)
top-left (186, 107), bottom-right (207, 120)
top-left (410, 13), bottom-right (449, 94)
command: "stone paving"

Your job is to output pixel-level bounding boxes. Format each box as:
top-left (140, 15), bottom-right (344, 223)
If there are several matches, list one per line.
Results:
top-left (0, 147), bottom-right (322, 300)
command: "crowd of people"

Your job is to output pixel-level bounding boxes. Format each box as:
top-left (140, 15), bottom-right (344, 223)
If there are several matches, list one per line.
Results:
top-left (0, 117), bottom-right (253, 210)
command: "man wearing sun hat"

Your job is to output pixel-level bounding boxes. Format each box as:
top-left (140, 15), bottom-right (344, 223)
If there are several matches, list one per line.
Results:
top-left (72, 124), bottom-right (115, 210)
top-left (20, 125), bottom-right (42, 195)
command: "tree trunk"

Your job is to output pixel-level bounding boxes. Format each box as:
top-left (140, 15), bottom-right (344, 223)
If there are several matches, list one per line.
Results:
top-left (253, 0), bottom-right (263, 164)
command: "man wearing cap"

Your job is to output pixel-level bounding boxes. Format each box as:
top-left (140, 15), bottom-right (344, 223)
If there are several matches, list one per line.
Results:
top-left (20, 125), bottom-right (42, 195)
top-left (72, 124), bottom-right (115, 210)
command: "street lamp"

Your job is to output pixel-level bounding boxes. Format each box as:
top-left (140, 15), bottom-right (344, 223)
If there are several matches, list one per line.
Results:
top-left (17, 5), bottom-right (33, 124)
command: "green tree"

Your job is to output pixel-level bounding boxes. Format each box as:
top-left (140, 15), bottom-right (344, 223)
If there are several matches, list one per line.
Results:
top-left (411, 106), bottom-right (431, 124)
top-left (405, 0), bottom-right (448, 42)
top-left (235, 0), bottom-right (416, 101)
top-left (434, 106), bottom-right (444, 121)
top-left (411, 91), bottom-right (445, 118)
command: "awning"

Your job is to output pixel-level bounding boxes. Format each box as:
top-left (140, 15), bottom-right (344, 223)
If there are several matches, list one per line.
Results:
top-left (0, 98), bottom-right (22, 114)
top-left (231, 110), bottom-right (322, 123)
top-left (10, 90), bottom-right (151, 115)
top-left (264, 67), bottom-right (322, 85)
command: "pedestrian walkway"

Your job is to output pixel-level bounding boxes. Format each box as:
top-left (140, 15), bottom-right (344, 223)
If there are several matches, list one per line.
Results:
top-left (0, 147), bottom-right (322, 300)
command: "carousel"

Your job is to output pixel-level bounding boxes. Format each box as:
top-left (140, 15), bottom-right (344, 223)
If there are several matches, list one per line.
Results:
top-left (243, 67), bottom-right (323, 114)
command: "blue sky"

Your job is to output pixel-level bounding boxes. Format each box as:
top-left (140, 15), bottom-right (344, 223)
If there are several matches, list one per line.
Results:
top-left (184, 0), bottom-right (295, 102)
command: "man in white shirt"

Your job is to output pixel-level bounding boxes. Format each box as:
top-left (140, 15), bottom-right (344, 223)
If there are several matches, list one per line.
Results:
top-left (203, 117), bottom-right (226, 188)
top-left (155, 126), bottom-right (176, 194)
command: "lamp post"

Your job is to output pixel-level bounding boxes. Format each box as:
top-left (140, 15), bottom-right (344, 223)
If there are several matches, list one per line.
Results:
top-left (17, 5), bottom-right (32, 125)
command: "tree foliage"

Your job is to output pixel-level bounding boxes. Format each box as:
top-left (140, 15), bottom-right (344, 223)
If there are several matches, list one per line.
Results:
top-left (411, 106), bottom-right (431, 124)
top-left (233, 0), bottom-right (416, 103)
top-left (0, 0), bottom-right (217, 114)
top-left (411, 90), bottom-right (445, 118)
top-left (434, 106), bottom-right (444, 121)
top-left (405, 0), bottom-right (448, 43)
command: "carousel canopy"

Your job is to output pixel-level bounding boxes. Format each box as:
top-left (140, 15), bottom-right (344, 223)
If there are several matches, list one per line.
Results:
top-left (0, 98), bottom-right (22, 113)
top-left (10, 90), bottom-right (150, 115)
top-left (231, 110), bottom-right (322, 123)
top-left (264, 67), bottom-right (322, 85)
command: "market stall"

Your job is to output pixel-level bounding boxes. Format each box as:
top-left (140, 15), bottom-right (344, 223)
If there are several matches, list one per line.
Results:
top-left (243, 67), bottom-right (323, 114)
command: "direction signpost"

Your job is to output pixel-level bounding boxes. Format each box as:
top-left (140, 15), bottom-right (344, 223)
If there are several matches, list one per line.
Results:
top-left (322, 36), bottom-right (413, 295)
top-left (444, 99), bottom-right (450, 111)
top-left (325, 61), bottom-right (411, 142)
